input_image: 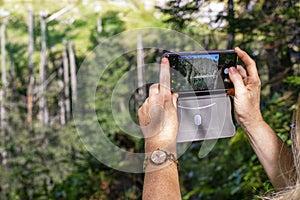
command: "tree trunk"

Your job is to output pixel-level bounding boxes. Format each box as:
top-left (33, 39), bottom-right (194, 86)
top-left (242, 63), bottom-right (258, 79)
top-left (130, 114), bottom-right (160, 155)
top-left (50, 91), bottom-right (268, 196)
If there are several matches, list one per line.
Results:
top-left (69, 41), bottom-right (77, 106)
top-left (9, 62), bottom-right (15, 101)
top-left (63, 39), bottom-right (70, 122)
top-left (204, 35), bottom-right (210, 50)
top-left (137, 34), bottom-right (144, 96)
top-left (1, 17), bottom-right (8, 133)
top-left (39, 13), bottom-right (49, 125)
top-left (27, 7), bottom-right (34, 127)
top-left (227, 0), bottom-right (235, 49)
top-left (97, 18), bottom-right (102, 41)
top-left (135, 34), bottom-right (146, 112)
top-left (58, 62), bottom-right (65, 125)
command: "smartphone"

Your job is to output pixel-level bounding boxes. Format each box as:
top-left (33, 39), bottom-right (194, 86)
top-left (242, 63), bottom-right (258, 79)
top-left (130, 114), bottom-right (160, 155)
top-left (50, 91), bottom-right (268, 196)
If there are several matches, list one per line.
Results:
top-left (163, 50), bottom-right (237, 96)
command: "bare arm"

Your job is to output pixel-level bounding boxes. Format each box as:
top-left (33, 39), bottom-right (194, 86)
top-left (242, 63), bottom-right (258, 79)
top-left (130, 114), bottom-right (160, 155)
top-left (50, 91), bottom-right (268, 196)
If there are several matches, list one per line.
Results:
top-left (243, 120), bottom-right (295, 189)
top-left (138, 57), bottom-right (181, 200)
top-left (229, 47), bottom-right (295, 190)
top-left (143, 162), bottom-right (180, 200)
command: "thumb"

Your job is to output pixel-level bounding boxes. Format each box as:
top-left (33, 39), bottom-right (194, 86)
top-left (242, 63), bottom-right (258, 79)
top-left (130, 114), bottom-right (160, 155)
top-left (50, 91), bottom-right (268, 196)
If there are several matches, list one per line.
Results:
top-left (229, 67), bottom-right (246, 95)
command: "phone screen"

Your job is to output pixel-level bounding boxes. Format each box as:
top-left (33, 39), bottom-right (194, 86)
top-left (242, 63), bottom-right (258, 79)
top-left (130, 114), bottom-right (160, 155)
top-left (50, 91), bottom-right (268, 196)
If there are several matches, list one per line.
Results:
top-left (164, 50), bottom-right (237, 95)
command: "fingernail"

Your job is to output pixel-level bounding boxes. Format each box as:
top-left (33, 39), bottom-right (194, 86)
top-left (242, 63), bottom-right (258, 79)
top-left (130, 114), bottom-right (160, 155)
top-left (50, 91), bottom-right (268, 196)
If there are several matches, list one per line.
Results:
top-left (229, 67), bottom-right (236, 74)
top-left (161, 57), bottom-right (168, 64)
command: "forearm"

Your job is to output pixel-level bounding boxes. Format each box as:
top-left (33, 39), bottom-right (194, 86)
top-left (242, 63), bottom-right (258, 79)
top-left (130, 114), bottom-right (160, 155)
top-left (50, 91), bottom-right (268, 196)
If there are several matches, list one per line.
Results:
top-left (139, 56), bottom-right (181, 199)
top-left (244, 120), bottom-right (295, 190)
top-left (143, 140), bottom-right (181, 200)
top-left (143, 162), bottom-right (181, 200)
top-left (228, 48), bottom-right (295, 190)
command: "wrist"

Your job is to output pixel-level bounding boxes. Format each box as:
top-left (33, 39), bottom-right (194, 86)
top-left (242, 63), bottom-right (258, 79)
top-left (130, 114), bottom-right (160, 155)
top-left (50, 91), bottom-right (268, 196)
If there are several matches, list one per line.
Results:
top-left (237, 111), bottom-right (264, 130)
top-left (143, 148), bottom-right (178, 172)
top-left (144, 128), bottom-right (178, 154)
top-left (145, 140), bottom-right (177, 155)
top-left (241, 118), bottom-right (268, 136)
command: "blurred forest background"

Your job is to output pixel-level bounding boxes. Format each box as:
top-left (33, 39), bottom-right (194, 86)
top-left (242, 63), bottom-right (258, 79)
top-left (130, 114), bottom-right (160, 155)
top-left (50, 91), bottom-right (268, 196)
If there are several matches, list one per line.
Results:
top-left (0, 0), bottom-right (299, 199)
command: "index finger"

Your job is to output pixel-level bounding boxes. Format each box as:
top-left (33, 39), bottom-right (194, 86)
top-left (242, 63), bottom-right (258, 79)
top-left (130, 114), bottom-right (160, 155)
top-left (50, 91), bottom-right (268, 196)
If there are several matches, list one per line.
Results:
top-left (235, 47), bottom-right (259, 78)
top-left (159, 57), bottom-right (171, 90)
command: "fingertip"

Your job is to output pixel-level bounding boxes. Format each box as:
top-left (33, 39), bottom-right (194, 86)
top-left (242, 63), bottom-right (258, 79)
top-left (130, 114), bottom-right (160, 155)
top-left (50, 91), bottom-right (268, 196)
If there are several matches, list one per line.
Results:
top-left (228, 67), bottom-right (240, 84)
top-left (161, 57), bottom-right (169, 65)
top-left (229, 66), bottom-right (237, 74)
top-left (234, 47), bottom-right (246, 58)
top-left (236, 65), bottom-right (244, 70)
top-left (234, 46), bottom-right (241, 52)
top-left (160, 57), bottom-right (171, 90)
top-left (228, 66), bottom-right (245, 93)
top-left (234, 48), bottom-right (258, 77)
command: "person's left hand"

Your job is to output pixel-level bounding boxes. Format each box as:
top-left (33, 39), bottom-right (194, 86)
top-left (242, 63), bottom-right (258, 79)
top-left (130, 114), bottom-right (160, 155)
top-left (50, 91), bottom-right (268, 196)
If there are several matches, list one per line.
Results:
top-left (138, 57), bottom-right (178, 153)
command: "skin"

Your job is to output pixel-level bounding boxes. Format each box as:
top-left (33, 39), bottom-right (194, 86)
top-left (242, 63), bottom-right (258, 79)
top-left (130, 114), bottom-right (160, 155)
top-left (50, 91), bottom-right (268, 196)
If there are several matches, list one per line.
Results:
top-left (229, 47), bottom-right (295, 190)
top-left (138, 57), bottom-right (181, 200)
top-left (139, 47), bottom-right (295, 199)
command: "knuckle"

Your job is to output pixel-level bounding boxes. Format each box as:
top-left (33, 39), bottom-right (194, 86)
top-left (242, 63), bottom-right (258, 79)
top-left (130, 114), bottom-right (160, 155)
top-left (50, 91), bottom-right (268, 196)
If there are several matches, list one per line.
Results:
top-left (137, 107), bottom-right (143, 117)
top-left (148, 95), bottom-right (157, 103)
top-left (161, 92), bottom-right (171, 102)
top-left (257, 79), bottom-right (261, 87)
top-left (254, 77), bottom-right (261, 87)
top-left (249, 58), bottom-right (256, 66)
top-left (150, 83), bottom-right (159, 89)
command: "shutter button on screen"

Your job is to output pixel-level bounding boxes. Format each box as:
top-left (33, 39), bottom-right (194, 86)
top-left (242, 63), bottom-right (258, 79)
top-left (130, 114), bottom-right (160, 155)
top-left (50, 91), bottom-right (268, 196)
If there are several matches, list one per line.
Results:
top-left (194, 114), bottom-right (202, 126)
top-left (224, 68), bottom-right (229, 74)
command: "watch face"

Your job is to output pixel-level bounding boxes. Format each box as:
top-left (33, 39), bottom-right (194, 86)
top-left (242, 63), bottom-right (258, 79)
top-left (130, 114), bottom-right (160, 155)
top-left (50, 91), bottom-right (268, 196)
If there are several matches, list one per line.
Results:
top-left (150, 150), bottom-right (167, 165)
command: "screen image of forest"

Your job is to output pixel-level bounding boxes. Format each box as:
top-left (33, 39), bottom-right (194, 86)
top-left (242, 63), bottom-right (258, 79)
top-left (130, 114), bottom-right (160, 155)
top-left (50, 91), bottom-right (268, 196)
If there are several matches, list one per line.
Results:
top-left (171, 52), bottom-right (236, 92)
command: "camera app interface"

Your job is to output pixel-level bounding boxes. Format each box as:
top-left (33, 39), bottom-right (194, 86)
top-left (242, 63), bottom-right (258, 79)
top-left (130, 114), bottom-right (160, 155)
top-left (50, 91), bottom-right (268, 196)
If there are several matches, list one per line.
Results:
top-left (170, 52), bottom-right (236, 93)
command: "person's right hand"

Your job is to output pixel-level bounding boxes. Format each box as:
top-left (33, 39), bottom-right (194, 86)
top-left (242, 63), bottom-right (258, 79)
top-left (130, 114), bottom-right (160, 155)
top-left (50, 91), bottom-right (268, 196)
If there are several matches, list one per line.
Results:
top-left (229, 47), bottom-right (264, 130)
top-left (138, 57), bottom-right (178, 154)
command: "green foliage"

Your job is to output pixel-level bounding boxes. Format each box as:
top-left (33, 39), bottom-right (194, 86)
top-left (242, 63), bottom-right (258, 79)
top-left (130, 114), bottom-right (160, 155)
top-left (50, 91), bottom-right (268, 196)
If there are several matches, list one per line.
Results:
top-left (284, 76), bottom-right (300, 87)
top-left (0, 112), bottom-right (81, 199)
top-left (0, 0), bottom-right (299, 199)
top-left (100, 11), bottom-right (126, 38)
top-left (156, 0), bottom-right (203, 30)
top-left (179, 129), bottom-right (271, 200)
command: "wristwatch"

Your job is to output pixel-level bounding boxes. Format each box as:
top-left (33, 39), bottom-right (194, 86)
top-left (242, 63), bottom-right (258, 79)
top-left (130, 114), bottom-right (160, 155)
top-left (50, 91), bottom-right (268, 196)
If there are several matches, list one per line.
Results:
top-left (144, 149), bottom-right (177, 170)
